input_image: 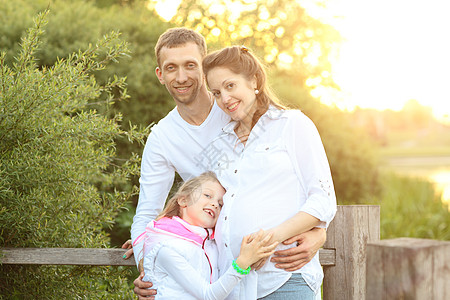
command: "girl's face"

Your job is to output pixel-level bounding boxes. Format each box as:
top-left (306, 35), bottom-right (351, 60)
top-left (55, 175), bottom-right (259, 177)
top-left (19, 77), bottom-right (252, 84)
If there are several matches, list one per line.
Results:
top-left (179, 180), bottom-right (225, 228)
top-left (207, 67), bottom-right (257, 128)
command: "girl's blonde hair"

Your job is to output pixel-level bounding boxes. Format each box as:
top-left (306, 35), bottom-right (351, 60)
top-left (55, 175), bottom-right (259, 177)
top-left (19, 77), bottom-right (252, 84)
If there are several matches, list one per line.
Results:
top-left (156, 171), bottom-right (221, 220)
top-left (202, 45), bottom-right (286, 130)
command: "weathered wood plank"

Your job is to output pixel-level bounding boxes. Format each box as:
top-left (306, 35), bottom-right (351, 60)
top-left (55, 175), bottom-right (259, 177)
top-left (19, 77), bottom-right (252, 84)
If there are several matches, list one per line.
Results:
top-left (0, 247), bottom-right (336, 267)
top-left (366, 238), bottom-right (450, 300)
top-left (319, 249), bottom-right (336, 266)
top-left (0, 248), bottom-right (136, 266)
top-left (323, 205), bottom-right (380, 300)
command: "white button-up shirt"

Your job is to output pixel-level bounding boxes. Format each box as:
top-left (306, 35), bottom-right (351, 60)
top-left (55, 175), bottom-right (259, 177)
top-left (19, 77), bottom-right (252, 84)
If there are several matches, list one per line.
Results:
top-left (208, 107), bottom-right (337, 299)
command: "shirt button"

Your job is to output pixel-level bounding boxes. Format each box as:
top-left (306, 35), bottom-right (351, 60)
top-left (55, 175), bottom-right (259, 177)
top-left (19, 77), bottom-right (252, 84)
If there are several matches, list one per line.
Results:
top-left (225, 243), bottom-right (228, 247)
top-left (231, 194), bottom-right (234, 197)
top-left (224, 216), bottom-right (227, 220)
top-left (234, 169), bottom-right (237, 173)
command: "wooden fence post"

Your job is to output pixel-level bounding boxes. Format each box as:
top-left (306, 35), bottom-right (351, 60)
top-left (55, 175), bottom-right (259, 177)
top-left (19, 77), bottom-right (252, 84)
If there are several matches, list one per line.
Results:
top-left (366, 238), bottom-right (450, 300)
top-left (323, 205), bottom-right (380, 300)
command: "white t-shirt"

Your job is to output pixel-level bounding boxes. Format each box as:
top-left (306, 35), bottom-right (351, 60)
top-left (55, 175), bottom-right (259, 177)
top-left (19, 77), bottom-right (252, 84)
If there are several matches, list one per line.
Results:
top-left (131, 101), bottom-right (230, 266)
top-left (209, 107), bottom-right (337, 299)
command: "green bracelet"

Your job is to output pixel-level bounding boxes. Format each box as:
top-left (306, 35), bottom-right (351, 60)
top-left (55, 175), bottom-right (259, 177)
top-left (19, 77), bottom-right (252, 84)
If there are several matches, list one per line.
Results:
top-left (232, 259), bottom-right (251, 275)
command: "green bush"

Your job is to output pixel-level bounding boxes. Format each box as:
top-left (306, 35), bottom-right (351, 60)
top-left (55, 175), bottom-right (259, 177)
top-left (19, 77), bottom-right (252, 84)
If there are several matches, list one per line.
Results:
top-left (0, 11), bottom-right (146, 298)
top-left (0, 0), bottom-right (173, 247)
top-left (372, 172), bottom-right (450, 240)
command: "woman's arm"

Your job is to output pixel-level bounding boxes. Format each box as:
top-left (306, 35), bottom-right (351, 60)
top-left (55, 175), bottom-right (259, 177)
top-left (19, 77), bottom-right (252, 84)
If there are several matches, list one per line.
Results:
top-left (286, 111), bottom-right (337, 228)
top-left (267, 212), bottom-right (321, 244)
top-left (254, 111), bottom-right (336, 271)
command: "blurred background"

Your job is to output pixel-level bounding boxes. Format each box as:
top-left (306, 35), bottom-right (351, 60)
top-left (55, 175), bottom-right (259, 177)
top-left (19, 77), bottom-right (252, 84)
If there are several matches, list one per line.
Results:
top-left (1, 0), bottom-right (449, 298)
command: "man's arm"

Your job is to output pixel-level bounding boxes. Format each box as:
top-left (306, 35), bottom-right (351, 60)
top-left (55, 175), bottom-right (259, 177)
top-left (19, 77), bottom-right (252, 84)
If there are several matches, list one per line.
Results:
top-left (129, 129), bottom-right (176, 297)
top-left (130, 129), bottom-right (175, 265)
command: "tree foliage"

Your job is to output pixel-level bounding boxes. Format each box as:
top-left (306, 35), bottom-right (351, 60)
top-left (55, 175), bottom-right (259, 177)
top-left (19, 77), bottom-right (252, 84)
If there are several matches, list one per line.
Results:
top-left (0, 10), bottom-right (146, 298)
top-left (156, 0), bottom-right (340, 85)
top-left (0, 0), bottom-right (172, 147)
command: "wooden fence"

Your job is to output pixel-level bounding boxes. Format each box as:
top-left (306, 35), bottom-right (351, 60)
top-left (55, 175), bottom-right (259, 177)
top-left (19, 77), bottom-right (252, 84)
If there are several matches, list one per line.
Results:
top-left (7, 204), bottom-right (446, 300)
top-left (1, 205), bottom-right (379, 299)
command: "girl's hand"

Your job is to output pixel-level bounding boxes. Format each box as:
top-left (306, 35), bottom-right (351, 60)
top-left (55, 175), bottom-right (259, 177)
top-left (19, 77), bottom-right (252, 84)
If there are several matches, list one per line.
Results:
top-left (235, 230), bottom-right (278, 270)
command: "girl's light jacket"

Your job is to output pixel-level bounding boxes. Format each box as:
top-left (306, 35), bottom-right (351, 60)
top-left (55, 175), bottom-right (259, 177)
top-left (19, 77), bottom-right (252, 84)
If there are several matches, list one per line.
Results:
top-left (136, 217), bottom-right (246, 300)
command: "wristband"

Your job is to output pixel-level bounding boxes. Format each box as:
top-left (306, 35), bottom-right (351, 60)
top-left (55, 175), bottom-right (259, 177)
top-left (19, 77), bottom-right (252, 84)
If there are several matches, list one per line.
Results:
top-left (232, 259), bottom-right (251, 275)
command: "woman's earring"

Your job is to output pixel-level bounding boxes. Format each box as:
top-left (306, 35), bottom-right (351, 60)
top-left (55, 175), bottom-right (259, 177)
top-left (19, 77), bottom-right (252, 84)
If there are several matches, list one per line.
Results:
top-left (254, 89), bottom-right (259, 95)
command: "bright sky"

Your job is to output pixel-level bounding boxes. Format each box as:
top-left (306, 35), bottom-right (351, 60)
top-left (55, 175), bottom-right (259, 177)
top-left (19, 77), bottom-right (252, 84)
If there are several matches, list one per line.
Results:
top-left (301, 0), bottom-right (450, 123)
top-left (150, 0), bottom-right (450, 123)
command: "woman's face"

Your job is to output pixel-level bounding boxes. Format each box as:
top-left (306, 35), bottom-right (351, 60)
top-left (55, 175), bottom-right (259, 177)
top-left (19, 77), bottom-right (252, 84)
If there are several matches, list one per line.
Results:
top-left (207, 67), bottom-right (257, 128)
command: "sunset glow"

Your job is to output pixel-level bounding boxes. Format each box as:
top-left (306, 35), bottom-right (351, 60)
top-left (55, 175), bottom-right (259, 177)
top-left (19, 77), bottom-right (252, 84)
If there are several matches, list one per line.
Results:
top-left (302, 0), bottom-right (450, 123)
top-left (150, 0), bottom-right (450, 123)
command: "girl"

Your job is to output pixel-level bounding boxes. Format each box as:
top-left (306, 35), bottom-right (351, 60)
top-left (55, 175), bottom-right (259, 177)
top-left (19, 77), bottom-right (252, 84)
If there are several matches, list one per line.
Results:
top-left (134, 171), bottom-right (277, 300)
top-left (202, 46), bottom-right (337, 299)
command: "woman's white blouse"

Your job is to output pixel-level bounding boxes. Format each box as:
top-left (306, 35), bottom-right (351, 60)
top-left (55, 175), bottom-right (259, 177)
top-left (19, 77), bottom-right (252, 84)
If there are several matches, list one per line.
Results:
top-left (209, 107), bottom-right (337, 299)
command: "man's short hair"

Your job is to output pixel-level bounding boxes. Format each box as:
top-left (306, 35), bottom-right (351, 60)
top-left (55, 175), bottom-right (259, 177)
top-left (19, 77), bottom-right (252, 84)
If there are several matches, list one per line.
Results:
top-left (155, 27), bottom-right (207, 67)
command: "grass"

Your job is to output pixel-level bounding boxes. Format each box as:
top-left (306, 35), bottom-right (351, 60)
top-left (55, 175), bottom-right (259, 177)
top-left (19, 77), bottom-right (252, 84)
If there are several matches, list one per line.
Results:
top-left (368, 171), bottom-right (450, 241)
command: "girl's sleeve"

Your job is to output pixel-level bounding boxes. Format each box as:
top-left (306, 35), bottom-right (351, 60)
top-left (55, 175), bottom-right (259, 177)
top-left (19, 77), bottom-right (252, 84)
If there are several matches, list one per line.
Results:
top-left (156, 246), bottom-right (244, 300)
top-left (285, 110), bottom-right (337, 228)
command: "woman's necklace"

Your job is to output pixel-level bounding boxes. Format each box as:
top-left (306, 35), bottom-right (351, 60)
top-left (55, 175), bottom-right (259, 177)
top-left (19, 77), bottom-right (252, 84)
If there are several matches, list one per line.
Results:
top-left (234, 125), bottom-right (251, 147)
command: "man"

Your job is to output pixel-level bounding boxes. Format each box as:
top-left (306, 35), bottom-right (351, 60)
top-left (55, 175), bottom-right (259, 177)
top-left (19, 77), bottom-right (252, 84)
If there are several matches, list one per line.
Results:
top-left (125, 28), bottom-right (326, 299)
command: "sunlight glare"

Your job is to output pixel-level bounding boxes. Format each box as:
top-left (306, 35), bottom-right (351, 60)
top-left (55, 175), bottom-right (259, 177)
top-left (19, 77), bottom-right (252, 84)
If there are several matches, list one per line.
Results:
top-left (300, 0), bottom-right (450, 123)
top-left (431, 171), bottom-right (450, 209)
top-left (149, 0), bottom-right (181, 21)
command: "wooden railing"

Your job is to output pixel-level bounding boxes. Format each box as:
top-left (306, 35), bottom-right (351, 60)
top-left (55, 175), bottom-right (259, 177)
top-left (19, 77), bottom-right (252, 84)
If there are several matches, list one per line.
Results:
top-left (2, 205), bottom-right (381, 299)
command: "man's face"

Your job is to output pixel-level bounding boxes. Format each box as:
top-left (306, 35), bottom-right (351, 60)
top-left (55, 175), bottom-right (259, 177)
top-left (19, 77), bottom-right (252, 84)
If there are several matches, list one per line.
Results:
top-left (156, 42), bottom-right (205, 106)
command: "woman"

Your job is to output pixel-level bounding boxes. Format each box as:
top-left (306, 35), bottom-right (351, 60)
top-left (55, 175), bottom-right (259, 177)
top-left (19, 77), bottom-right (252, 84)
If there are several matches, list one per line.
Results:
top-left (202, 46), bottom-right (337, 300)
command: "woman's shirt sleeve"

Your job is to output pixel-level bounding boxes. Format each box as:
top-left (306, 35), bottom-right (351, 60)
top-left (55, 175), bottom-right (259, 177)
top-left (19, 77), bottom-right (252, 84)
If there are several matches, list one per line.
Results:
top-left (284, 110), bottom-right (337, 228)
top-left (156, 246), bottom-right (244, 300)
